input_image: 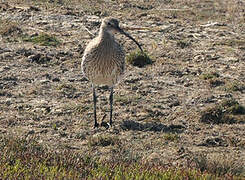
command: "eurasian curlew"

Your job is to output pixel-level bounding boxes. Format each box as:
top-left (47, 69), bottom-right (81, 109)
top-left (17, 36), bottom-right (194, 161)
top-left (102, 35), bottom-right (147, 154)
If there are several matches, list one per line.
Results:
top-left (81, 17), bottom-right (143, 128)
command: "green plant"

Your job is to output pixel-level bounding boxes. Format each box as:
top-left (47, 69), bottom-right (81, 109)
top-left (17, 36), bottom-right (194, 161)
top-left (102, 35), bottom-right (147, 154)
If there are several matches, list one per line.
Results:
top-left (200, 72), bottom-right (224, 87)
top-left (52, 123), bottom-right (57, 130)
top-left (126, 50), bottom-right (152, 68)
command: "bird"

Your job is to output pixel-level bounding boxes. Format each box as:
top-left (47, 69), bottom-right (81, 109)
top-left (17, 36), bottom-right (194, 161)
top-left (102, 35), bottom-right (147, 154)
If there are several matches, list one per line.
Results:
top-left (81, 17), bottom-right (143, 128)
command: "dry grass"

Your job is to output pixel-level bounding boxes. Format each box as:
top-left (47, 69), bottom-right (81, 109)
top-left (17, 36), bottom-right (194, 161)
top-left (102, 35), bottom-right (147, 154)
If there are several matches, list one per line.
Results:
top-left (0, 19), bottom-right (21, 36)
top-left (225, 81), bottom-right (245, 93)
top-left (192, 153), bottom-right (245, 177)
top-left (88, 134), bottom-right (120, 147)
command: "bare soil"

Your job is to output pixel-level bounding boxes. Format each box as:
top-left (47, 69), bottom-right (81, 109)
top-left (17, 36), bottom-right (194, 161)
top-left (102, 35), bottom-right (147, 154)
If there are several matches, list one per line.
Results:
top-left (0, 0), bottom-right (245, 169)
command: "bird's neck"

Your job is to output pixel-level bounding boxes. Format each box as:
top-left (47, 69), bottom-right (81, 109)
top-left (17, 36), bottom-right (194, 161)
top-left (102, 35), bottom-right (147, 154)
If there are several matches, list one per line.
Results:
top-left (98, 29), bottom-right (115, 45)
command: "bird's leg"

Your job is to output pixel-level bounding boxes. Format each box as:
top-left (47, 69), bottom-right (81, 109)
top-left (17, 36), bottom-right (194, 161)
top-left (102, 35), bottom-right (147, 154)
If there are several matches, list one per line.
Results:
top-left (92, 85), bottom-right (99, 128)
top-left (109, 87), bottom-right (114, 126)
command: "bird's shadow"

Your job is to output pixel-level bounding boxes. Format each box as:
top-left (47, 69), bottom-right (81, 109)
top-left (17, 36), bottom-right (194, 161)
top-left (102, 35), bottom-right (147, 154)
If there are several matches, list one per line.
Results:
top-left (120, 120), bottom-right (185, 133)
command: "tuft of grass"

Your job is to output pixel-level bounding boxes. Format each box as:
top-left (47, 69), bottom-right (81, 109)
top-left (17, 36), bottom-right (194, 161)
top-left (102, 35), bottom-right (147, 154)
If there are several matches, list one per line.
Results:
top-left (126, 50), bottom-right (152, 68)
top-left (200, 72), bottom-right (224, 87)
top-left (0, 90), bottom-right (12, 97)
top-left (23, 33), bottom-right (61, 46)
top-left (200, 72), bottom-right (220, 80)
top-left (225, 81), bottom-right (245, 92)
top-left (56, 83), bottom-right (76, 98)
top-left (61, 103), bottom-right (90, 116)
top-left (163, 133), bottom-right (179, 142)
top-left (56, 83), bottom-right (76, 91)
top-left (114, 94), bottom-right (141, 105)
top-left (176, 39), bottom-right (191, 49)
top-left (200, 98), bottom-right (245, 124)
top-left (0, 19), bottom-right (22, 36)
top-left (88, 134), bottom-right (120, 147)
top-left (221, 99), bottom-right (245, 115)
top-left (208, 78), bottom-right (225, 87)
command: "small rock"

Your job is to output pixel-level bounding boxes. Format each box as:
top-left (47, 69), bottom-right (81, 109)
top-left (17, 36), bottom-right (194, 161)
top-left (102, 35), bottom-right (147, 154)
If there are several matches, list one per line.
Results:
top-left (0, 48), bottom-right (11, 54)
top-left (28, 6), bottom-right (40, 12)
top-left (28, 53), bottom-right (41, 62)
top-left (52, 77), bottom-right (60, 82)
top-left (39, 129), bottom-right (48, 134)
top-left (68, 78), bottom-right (76, 82)
top-left (40, 79), bottom-right (50, 84)
top-left (27, 130), bottom-right (35, 135)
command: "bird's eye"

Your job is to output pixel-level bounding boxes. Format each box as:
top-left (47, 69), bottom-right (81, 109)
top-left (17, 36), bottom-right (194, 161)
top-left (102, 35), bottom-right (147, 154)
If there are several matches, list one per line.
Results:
top-left (108, 22), bottom-right (112, 26)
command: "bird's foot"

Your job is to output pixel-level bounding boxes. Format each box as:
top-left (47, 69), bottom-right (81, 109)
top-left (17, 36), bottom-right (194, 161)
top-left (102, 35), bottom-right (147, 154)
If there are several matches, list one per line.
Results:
top-left (94, 122), bottom-right (99, 128)
top-left (100, 121), bottom-right (110, 129)
top-left (100, 114), bottom-right (111, 129)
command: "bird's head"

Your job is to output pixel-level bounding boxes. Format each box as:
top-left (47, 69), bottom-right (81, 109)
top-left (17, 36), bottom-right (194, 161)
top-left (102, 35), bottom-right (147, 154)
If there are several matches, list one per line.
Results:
top-left (101, 17), bottom-right (143, 52)
top-left (101, 17), bottom-right (120, 34)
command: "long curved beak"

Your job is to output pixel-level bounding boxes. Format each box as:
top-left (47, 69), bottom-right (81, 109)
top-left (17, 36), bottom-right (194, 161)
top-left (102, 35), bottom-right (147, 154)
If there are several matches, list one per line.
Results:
top-left (117, 27), bottom-right (143, 52)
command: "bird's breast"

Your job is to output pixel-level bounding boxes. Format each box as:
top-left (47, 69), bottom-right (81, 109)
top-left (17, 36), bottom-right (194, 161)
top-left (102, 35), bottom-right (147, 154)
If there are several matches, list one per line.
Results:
top-left (82, 38), bottom-right (125, 86)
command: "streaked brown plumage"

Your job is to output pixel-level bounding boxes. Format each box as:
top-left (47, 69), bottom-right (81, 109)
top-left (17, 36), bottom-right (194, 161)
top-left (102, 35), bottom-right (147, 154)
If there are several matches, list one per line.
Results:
top-left (81, 17), bottom-right (143, 128)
